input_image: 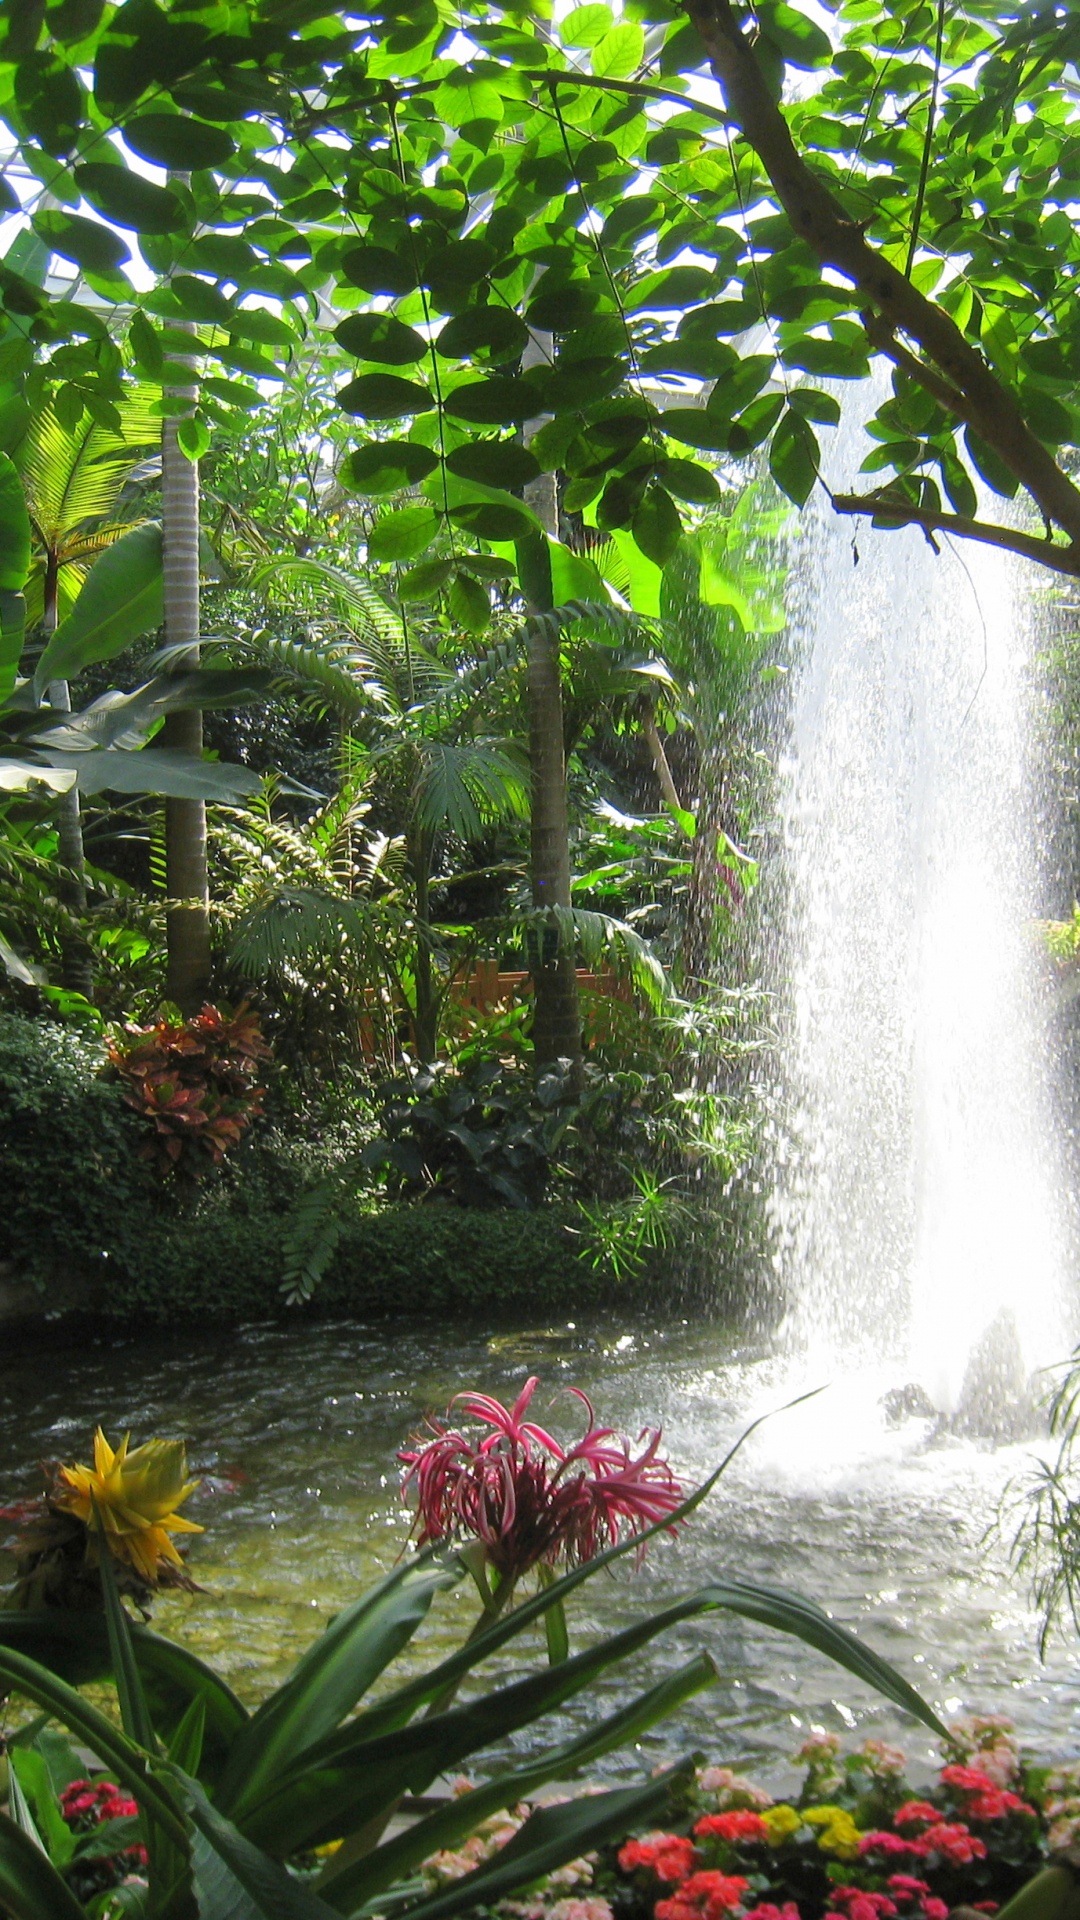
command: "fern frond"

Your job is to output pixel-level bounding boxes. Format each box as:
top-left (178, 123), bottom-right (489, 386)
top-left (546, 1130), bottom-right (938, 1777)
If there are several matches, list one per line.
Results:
top-left (280, 1173), bottom-right (353, 1304)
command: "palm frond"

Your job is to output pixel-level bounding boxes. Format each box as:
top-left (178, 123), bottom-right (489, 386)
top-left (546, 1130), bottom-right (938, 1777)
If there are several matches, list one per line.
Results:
top-left (224, 629), bottom-right (390, 720)
top-left (18, 390), bottom-right (160, 545)
top-left (228, 885), bottom-right (402, 978)
top-left (249, 556), bottom-right (405, 681)
top-left (413, 738), bottom-right (529, 841)
top-left (413, 630), bottom-right (528, 735)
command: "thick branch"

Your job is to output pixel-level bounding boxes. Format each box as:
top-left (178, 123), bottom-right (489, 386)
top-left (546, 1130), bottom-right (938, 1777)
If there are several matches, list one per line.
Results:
top-left (831, 491), bottom-right (1080, 577)
top-left (684, 0), bottom-right (1080, 547)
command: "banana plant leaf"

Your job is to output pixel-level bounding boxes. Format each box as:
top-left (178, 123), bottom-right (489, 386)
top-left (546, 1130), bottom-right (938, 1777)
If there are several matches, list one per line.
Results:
top-left (216, 1555), bottom-right (461, 1816)
top-left (28, 669), bottom-right (273, 752)
top-left (37, 745), bottom-right (262, 798)
top-left (0, 1806), bottom-right (87, 1920)
top-left (320, 1655), bottom-right (719, 1913)
top-left (34, 520), bottom-right (164, 694)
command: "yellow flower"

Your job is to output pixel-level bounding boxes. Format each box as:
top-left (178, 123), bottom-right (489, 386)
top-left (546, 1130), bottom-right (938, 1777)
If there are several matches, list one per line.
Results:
top-left (802, 1806), bottom-right (863, 1862)
top-left (53, 1428), bottom-right (202, 1583)
top-left (762, 1805), bottom-right (803, 1843)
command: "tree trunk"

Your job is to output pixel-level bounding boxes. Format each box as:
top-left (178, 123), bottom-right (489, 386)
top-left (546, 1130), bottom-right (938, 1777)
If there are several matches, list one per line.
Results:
top-left (44, 550), bottom-right (94, 998)
top-left (161, 315), bottom-right (211, 1015)
top-left (411, 826), bottom-right (438, 1063)
top-left (522, 318), bottom-right (582, 1085)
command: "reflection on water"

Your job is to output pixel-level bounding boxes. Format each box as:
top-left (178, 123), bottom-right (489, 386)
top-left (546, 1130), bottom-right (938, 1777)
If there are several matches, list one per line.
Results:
top-left (4, 1314), bottom-right (1080, 1781)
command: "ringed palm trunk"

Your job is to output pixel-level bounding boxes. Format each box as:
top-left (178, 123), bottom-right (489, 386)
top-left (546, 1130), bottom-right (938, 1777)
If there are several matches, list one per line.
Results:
top-left (411, 824), bottom-right (438, 1063)
top-left (44, 551), bottom-right (94, 998)
top-left (161, 314), bottom-right (211, 1014)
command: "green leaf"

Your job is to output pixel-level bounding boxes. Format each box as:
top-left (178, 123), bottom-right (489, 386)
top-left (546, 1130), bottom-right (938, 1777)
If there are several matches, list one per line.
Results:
top-left (167, 1695), bottom-right (207, 1778)
top-left (658, 457), bottom-right (720, 504)
top-left (217, 1557), bottom-right (459, 1821)
top-left (592, 20), bottom-right (645, 75)
top-left (368, 506), bottom-right (440, 563)
top-left (170, 274), bottom-right (234, 324)
top-left (525, 282), bottom-right (602, 332)
top-left (662, 409), bottom-right (739, 452)
top-left (435, 307), bottom-right (528, 362)
top-left (390, 1774), bottom-right (690, 1920)
top-left (445, 442), bottom-right (540, 488)
top-left (32, 209), bottom-right (131, 273)
top-left (49, 748), bottom-right (259, 800)
top-left (177, 414), bottom-right (211, 461)
top-left (124, 112), bottom-right (236, 169)
top-left (340, 245), bottom-right (417, 297)
top-left (0, 1808), bottom-right (87, 1920)
top-left (561, 3), bottom-right (613, 47)
top-left (963, 426), bottom-right (1019, 499)
top-left (36, 522), bottom-right (163, 692)
top-left (343, 441), bottom-right (439, 494)
top-left (448, 570), bottom-right (490, 632)
top-left (755, 0), bottom-right (832, 67)
top-left (334, 314), bottom-right (427, 365)
top-left (769, 405), bottom-right (819, 503)
top-left (93, 1494), bottom-right (156, 1750)
top-left (336, 374), bottom-right (434, 420)
top-left (627, 266), bottom-right (715, 312)
top-left (0, 594), bottom-right (25, 702)
top-left (632, 485), bottom-right (683, 566)
top-left (129, 307), bottom-right (164, 378)
top-left (397, 558), bottom-right (454, 602)
top-left (442, 378), bottom-right (538, 425)
top-left (0, 452), bottom-right (31, 594)
top-left (789, 386), bottom-right (842, 425)
top-left (728, 392), bottom-right (785, 453)
top-left (75, 162), bottom-right (187, 233)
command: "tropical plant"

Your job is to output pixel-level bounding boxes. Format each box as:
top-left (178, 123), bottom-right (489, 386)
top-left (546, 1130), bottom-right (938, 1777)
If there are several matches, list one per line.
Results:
top-left (107, 1002), bottom-right (271, 1181)
top-left (0, 1409), bottom-right (946, 1920)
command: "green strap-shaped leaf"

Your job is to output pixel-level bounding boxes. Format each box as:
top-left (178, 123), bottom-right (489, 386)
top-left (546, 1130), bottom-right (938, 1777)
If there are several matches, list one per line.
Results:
top-left (0, 592), bottom-right (25, 702)
top-left (0, 1809), bottom-right (87, 1920)
top-left (169, 1768), bottom-right (342, 1920)
top-left (34, 519), bottom-right (164, 693)
top-left (0, 452), bottom-right (30, 595)
top-left (93, 1491), bottom-right (157, 1751)
top-left (321, 1656), bottom-right (718, 1913)
top-left (374, 1770), bottom-right (693, 1920)
top-left (217, 1555), bottom-right (460, 1818)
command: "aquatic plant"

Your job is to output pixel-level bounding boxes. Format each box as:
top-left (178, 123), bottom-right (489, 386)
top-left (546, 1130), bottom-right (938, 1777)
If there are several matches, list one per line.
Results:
top-left (0, 1416), bottom-right (942, 1919)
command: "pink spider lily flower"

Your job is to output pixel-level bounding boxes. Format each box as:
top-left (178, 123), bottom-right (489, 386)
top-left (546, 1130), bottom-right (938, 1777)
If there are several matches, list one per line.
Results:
top-left (399, 1376), bottom-right (684, 1584)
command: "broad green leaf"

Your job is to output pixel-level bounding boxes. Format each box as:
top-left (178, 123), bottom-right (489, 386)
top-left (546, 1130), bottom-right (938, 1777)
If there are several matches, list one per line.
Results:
top-left (632, 485), bottom-right (683, 567)
top-left (397, 559), bottom-right (454, 602)
top-left (75, 162), bottom-right (187, 233)
top-left (756, 0), bottom-right (832, 66)
top-left (334, 314), bottom-right (427, 365)
top-left (445, 442), bottom-right (540, 489)
top-left (435, 307), bottom-right (528, 362)
top-left (627, 266), bottom-right (715, 312)
top-left (340, 245), bottom-right (417, 297)
top-left (368, 506), bottom-right (440, 563)
top-left (441, 377), bottom-right (537, 425)
top-left (35, 521), bottom-right (163, 691)
top-left (343, 442), bottom-right (439, 494)
top-left (337, 375), bottom-right (434, 420)
top-left (663, 409), bottom-right (740, 452)
top-left (769, 405), bottom-right (819, 504)
top-left (170, 1769), bottom-right (340, 1920)
top-left (0, 452), bottom-right (30, 594)
top-left (789, 386), bottom-right (841, 426)
top-left (0, 1808), bottom-right (87, 1920)
top-left (561, 3), bottom-right (613, 47)
top-left (171, 274), bottom-right (234, 324)
top-left (217, 1557), bottom-right (459, 1821)
top-left (592, 20), bottom-right (645, 75)
top-left (124, 112), bottom-right (236, 169)
top-left (45, 747), bottom-right (262, 800)
top-left (32, 209), bottom-right (130, 273)
top-left (659, 458), bottom-right (721, 504)
top-left (448, 570), bottom-right (490, 632)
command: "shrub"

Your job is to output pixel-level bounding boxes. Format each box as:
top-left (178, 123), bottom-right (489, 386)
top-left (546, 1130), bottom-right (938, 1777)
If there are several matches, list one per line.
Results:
top-left (0, 1011), bottom-right (149, 1289)
top-left (107, 1002), bottom-right (271, 1179)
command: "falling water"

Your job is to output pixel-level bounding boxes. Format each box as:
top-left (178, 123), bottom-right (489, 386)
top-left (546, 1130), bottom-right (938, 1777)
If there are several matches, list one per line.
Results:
top-left (770, 397), bottom-right (1071, 1423)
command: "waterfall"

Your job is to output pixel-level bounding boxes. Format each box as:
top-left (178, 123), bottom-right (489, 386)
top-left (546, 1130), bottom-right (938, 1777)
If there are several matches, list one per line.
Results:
top-left (768, 400), bottom-right (1071, 1422)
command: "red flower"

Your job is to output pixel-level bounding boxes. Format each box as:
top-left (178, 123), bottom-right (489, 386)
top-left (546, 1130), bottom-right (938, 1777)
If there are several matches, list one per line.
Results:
top-left (829, 1888), bottom-right (898, 1920)
top-left (894, 1803), bottom-right (939, 1829)
top-left (859, 1833), bottom-right (929, 1859)
top-left (619, 1834), bottom-right (697, 1883)
top-left (940, 1766), bottom-right (997, 1793)
top-left (923, 1902), bottom-right (948, 1920)
top-left (656, 1870), bottom-right (750, 1920)
top-left (886, 1879), bottom-right (931, 1899)
top-left (940, 1768), bottom-right (1033, 1822)
top-left (400, 1378), bottom-right (684, 1583)
top-left (694, 1812), bottom-right (769, 1845)
top-left (920, 1823), bottom-right (987, 1865)
top-left (743, 1907), bottom-right (800, 1920)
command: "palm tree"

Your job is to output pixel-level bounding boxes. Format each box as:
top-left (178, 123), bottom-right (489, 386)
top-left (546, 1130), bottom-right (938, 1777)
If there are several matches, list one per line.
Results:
top-left (14, 389), bottom-right (159, 993)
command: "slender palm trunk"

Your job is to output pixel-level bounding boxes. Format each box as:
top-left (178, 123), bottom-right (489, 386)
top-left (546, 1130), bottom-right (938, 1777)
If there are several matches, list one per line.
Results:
top-left (161, 315), bottom-right (211, 1014)
top-left (44, 551), bottom-right (94, 997)
top-left (411, 825), bottom-right (438, 1062)
top-left (522, 323), bottom-right (582, 1084)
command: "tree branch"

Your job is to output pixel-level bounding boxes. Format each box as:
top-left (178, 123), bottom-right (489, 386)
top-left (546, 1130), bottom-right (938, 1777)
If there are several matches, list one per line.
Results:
top-left (830, 492), bottom-right (1080, 577)
top-left (684, 0), bottom-right (1080, 548)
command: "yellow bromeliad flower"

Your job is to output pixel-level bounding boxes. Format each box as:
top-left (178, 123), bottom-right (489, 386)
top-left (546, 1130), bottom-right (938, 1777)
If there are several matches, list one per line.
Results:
top-left (52, 1429), bottom-right (202, 1583)
top-left (761, 1805), bottom-right (803, 1844)
top-left (802, 1806), bottom-right (863, 1861)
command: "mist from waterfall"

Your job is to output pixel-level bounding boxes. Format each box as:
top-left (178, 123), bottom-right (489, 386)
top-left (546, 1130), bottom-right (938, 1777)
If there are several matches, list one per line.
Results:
top-left (768, 400), bottom-right (1071, 1419)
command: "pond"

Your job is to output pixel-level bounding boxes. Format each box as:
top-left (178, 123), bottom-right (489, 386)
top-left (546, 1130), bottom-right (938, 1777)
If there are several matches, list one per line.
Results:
top-left (4, 1311), bottom-right (1079, 1787)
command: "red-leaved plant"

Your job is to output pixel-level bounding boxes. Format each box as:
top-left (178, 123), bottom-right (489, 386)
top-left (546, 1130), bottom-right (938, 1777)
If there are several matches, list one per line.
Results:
top-left (400, 1376), bottom-right (684, 1595)
top-left (108, 1003), bottom-right (270, 1180)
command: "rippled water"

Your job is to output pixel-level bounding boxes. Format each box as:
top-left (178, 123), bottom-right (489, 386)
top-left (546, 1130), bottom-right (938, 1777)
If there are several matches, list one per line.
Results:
top-left (4, 1314), bottom-right (1079, 1783)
